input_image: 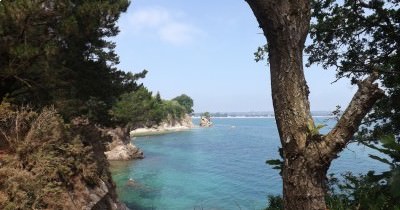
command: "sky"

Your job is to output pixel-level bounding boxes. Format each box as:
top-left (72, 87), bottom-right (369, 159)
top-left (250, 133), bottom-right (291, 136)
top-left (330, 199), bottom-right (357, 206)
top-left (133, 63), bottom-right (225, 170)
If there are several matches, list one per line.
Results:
top-left (112, 0), bottom-right (357, 113)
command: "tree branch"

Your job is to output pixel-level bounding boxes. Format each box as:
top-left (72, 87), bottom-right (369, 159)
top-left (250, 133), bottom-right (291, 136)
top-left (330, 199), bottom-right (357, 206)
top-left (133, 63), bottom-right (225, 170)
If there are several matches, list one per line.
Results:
top-left (320, 72), bottom-right (385, 159)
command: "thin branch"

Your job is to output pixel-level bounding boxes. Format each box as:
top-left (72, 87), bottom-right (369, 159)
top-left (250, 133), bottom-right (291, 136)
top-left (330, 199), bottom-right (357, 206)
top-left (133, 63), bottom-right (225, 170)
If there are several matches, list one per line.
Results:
top-left (13, 75), bottom-right (33, 88)
top-left (341, 69), bottom-right (399, 75)
top-left (0, 128), bottom-right (11, 144)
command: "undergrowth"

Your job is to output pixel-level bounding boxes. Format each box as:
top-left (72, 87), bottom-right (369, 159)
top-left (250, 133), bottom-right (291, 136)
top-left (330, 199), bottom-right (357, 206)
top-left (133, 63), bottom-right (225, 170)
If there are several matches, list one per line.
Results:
top-left (0, 103), bottom-right (115, 209)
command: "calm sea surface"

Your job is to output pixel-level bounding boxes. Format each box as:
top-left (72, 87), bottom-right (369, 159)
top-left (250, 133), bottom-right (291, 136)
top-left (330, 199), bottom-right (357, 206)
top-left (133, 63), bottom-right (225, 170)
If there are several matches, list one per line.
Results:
top-left (110, 118), bottom-right (388, 210)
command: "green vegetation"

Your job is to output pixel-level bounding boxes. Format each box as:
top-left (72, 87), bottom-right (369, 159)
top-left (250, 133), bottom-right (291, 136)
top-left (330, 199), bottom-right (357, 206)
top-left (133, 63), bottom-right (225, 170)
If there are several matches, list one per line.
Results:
top-left (5, 0), bottom-right (398, 209)
top-left (261, 0), bottom-right (400, 208)
top-left (0, 0), bottom-right (146, 125)
top-left (266, 135), bottom-right (400, 210)
top-left (326, 135), bottom-right (400, 210)
top-left (202, 112), bottom-right (211, 120)
top-left (265, 195), bottom-right (283, 210)
top-left (172, 94), bottom-right (194, 114)
top-left (111, 87), bottom-right (193, 128)
top-left (162, 100), bottom-right (187, 122)
top-left (0, 0), bottom-right (194, 128)
top-left (0, 1), bottom-right (194, 209)
top-left (306, 0), bottom-right (400, 209)
top-left (111, 87), bottom-right (164, 128)
top-left (307, 0), bottom-right (400, 143)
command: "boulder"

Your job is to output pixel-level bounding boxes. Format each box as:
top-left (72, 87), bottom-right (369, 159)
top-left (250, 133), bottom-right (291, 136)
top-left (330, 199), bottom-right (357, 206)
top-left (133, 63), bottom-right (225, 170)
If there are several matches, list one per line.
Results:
top-left (200, 116), bottom-right (213, 127)
top-left (105, 143), bottom-right (144, 160)
top-left (102, 127), bottom-right (144, 161)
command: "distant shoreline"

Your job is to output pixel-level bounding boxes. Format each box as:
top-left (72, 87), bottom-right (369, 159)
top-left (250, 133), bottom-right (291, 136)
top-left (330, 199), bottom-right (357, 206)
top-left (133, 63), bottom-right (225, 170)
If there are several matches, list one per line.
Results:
top-left (130, 126), bottom-right (194, 137)
top-left (192, 116), bottom-right (335, 119)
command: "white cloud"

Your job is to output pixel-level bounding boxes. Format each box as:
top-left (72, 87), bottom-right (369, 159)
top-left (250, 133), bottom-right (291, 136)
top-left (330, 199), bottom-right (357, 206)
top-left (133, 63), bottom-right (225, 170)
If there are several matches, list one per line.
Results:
top-left (127, 7), bottom-right (203, 45)
top-left (159, 22), bottom-right (201, 45)
top-left (129, 7), bottom-right (170, 30)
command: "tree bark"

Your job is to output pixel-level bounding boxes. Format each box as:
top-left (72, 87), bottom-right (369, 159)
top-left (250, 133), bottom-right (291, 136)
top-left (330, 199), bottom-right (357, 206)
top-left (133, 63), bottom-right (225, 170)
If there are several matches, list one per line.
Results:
top-left (245, 1), bottom-right (384, 209)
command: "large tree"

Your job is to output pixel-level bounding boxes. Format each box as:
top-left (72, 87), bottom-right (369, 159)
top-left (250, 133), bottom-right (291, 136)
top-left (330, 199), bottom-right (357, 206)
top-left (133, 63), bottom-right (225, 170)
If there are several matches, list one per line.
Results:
top-left (246, 0), bottom-right (384, 209)
top-left (306, 0), bottom-right (400, 142)
top-left (306, 1), bottom-right (400, 208)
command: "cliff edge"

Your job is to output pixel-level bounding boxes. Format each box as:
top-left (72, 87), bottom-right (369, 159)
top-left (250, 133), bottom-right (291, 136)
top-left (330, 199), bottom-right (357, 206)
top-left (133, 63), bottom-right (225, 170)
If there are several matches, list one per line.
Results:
top-left (0, 107), bottom-right (128, 210)
top-left (130, 114), bottom-right (194, 137)
top-left (104, 127), bottom-right (144, 161)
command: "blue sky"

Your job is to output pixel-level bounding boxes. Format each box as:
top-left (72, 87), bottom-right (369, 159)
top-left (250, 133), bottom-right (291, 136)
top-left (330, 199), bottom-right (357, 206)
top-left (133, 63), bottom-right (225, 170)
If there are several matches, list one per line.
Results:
top-left (112, 0), bottom-right (356, 113)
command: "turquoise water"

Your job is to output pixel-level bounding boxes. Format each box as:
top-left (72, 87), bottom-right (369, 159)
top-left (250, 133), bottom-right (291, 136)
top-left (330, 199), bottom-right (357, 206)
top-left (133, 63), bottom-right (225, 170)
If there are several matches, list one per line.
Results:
top-left (110, 118), bottom-right (388, 210)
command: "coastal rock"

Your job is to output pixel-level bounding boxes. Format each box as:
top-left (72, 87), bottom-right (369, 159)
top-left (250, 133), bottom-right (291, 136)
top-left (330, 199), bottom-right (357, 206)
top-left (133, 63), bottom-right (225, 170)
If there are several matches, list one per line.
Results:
top-left (126, 178), bottom-right (136, 187)
top-left (130, 114), bottom-right (194, 137)
top-left (200, 116), bottom-right (213, 127)
top-left (106, 127), bottom-right (131, 145)
top-left (68, 177), bottom-right (130, 210)
top-left (103, 127), bottom-right (144, 161)
top-left (105, 143), bottom-right (144, 160)
top-left (69, 119), bottom-right (131, 210)
top-left (181, 113), bottom-right (194, 128)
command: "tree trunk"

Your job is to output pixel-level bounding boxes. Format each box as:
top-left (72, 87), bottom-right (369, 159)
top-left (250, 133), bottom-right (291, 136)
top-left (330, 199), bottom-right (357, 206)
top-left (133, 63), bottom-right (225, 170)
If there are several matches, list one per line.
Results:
top-left (282, 155), bottom-right (329, 210)
top-left (245, 1), bottom-right (384, 209)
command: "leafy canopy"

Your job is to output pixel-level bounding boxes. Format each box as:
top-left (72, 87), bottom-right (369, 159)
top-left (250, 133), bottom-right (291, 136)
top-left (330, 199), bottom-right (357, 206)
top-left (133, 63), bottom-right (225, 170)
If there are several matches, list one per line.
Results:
top-left (306, 0), bottom-right (400, 139)
top-left (172, 94), bottom-right (194, 114)
top-left (111, 88), bottom-right (191, 128)
top-left (302, 1), bottom-right (400, 209)
top-left (0, 0), bottom-right (148, 125)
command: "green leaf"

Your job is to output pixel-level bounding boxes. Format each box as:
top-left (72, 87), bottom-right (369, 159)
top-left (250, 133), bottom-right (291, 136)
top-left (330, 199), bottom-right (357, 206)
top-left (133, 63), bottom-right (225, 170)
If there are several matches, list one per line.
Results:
top-left (315, 124), bottom-right (327, 130)
top-left (381, 135), bottom-right (400, 151)
top-left (368, 154), bottom-right (393, 166)
top-left (390, 168), bottom-right (400, 198)
top-left (266, 159), bottom-right (283, 166)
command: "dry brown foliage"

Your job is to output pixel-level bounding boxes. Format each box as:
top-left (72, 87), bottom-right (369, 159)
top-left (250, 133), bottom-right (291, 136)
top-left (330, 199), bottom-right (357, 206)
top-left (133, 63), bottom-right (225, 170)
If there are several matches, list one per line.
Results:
top-left (0, 103), bottom-right (117, 209)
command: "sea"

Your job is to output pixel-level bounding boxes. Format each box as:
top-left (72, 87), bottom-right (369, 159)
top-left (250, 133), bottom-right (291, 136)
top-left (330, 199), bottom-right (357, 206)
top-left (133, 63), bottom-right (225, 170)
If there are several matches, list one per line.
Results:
top-left (110, 117), bottom-right (388, 210)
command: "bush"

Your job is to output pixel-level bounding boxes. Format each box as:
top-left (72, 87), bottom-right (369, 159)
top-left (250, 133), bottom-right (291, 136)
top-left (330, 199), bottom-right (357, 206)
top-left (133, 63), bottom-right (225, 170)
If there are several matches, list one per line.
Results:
top-left (0, 103), bottom-right (37, 151)
top-left (111, 87), bottom-right (164, 128)
top-left (265, 195), bottom-right (283, 210)
top-left (162, 100), bottom-right (186, 122)
top-left (0, 104), bottom-right (115, 209)
top-left (111, 88), bottom-right (189, 128)
top-left (172, 94), bottom-right (194, 114)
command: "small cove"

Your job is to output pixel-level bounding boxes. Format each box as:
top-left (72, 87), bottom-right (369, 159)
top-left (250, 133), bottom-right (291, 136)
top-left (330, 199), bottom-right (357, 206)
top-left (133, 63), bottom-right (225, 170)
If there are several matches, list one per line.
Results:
top-left (110, 118), bottom-right (388, 209)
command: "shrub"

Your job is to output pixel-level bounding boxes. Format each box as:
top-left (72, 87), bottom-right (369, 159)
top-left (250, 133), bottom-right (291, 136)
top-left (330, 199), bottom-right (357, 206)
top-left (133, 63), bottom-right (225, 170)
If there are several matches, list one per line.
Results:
top-left (0, 104), bottom-right (114, 209)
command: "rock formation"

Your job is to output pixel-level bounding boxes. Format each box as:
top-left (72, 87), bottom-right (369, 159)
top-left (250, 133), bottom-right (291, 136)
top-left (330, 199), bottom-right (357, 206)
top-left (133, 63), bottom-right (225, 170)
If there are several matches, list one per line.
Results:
top-left (130, 114), bottom-right (194, 137)
top-left (103, 127), bottom-right (144, 160)
top-left (67, 177), bottom-right (130, 210)
top-left (200, 116), bottom-right (213, 127)
top-left (105, 143), bottom-right (143, 160)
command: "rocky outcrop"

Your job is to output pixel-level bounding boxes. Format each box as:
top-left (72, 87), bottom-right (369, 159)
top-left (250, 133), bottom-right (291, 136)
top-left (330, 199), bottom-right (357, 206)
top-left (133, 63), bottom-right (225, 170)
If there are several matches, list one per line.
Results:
top-left (69, 119), bottom-right (131, 210)
top-left (103, 127), bottom-right (144, 161)
top-left (200, 116), bottom-right (213, 127)
top-left (103, 114), bottom-right (194, 159)
top-left (68, 177), bottom-right (129, 210)
top-left (0, 109), bottom-right (130, 210)
top-left (105, 143), bottom-right (143, 160)
top-left (130, 114), bottom-right (194, 137)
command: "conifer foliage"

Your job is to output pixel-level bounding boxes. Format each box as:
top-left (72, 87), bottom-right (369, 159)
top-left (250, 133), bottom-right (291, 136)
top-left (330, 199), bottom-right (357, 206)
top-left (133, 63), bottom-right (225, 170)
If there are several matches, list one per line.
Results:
top-left (0, 0), bottom-right (145, 124)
